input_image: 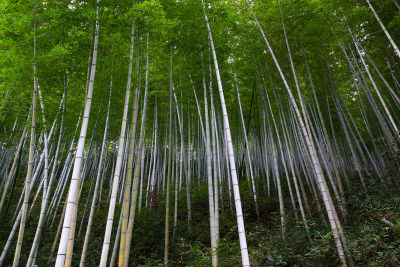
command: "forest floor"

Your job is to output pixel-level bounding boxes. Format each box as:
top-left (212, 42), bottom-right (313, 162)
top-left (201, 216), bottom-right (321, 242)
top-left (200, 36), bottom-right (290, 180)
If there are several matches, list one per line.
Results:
top-left (1, 175), bottom-right (400, 266)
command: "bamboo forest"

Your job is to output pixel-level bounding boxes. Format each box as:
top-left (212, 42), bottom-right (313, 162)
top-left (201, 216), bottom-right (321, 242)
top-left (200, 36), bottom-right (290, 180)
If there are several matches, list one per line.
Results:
top-left (1, 0), bottom-right (400, 266)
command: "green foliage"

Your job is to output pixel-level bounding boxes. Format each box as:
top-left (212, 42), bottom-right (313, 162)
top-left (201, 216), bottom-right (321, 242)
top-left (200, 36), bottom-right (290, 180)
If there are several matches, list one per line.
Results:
top-left (1, 0), bottom-right (399, 145)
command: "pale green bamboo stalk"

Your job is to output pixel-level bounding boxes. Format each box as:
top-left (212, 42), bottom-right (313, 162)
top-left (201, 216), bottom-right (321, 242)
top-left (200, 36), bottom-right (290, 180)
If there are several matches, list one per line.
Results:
top-left (12, 6), bottom-right (38, 266)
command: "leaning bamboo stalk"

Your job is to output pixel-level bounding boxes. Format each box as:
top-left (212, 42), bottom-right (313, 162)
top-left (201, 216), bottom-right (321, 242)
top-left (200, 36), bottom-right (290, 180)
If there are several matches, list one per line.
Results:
top-left (202, 1), bottom-right (250, 265)
top-left (164, 46), bottom-right (174, 266)
top-left (247, 1), bottom-right (347, 264)
top-left (55, 1), bottom-right (100, 264)
top-left (124, 33), bottom-right (150, 267)
top-left (12, 5), bottom-right (38, 265)
top-left (26, 91), bottom-right (66, 267)
top-left (0, 126), bottom-right (27, 216)
top-left (100, 20), bottom-right (134, 267)
top-left (234, 71), bottom-right (259, 219)
top-left (79, 82), bottom-right (112, 267)
top-left (201, 45), bottom-right (218, 266)
top-left (366, 0), bottom-right (400, 59)
top-left (117, 19), bottom-right (137, 265)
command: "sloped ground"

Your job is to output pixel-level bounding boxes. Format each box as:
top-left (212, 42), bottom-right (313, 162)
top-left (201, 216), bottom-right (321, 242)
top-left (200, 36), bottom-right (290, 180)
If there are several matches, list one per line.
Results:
top-left (1, 176), bottom-right (399, 266)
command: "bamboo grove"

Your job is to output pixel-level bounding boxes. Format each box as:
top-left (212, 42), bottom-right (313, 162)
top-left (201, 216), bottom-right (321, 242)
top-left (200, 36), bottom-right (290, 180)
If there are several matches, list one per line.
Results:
top-left (0, 0), bottom-right (399, 266)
